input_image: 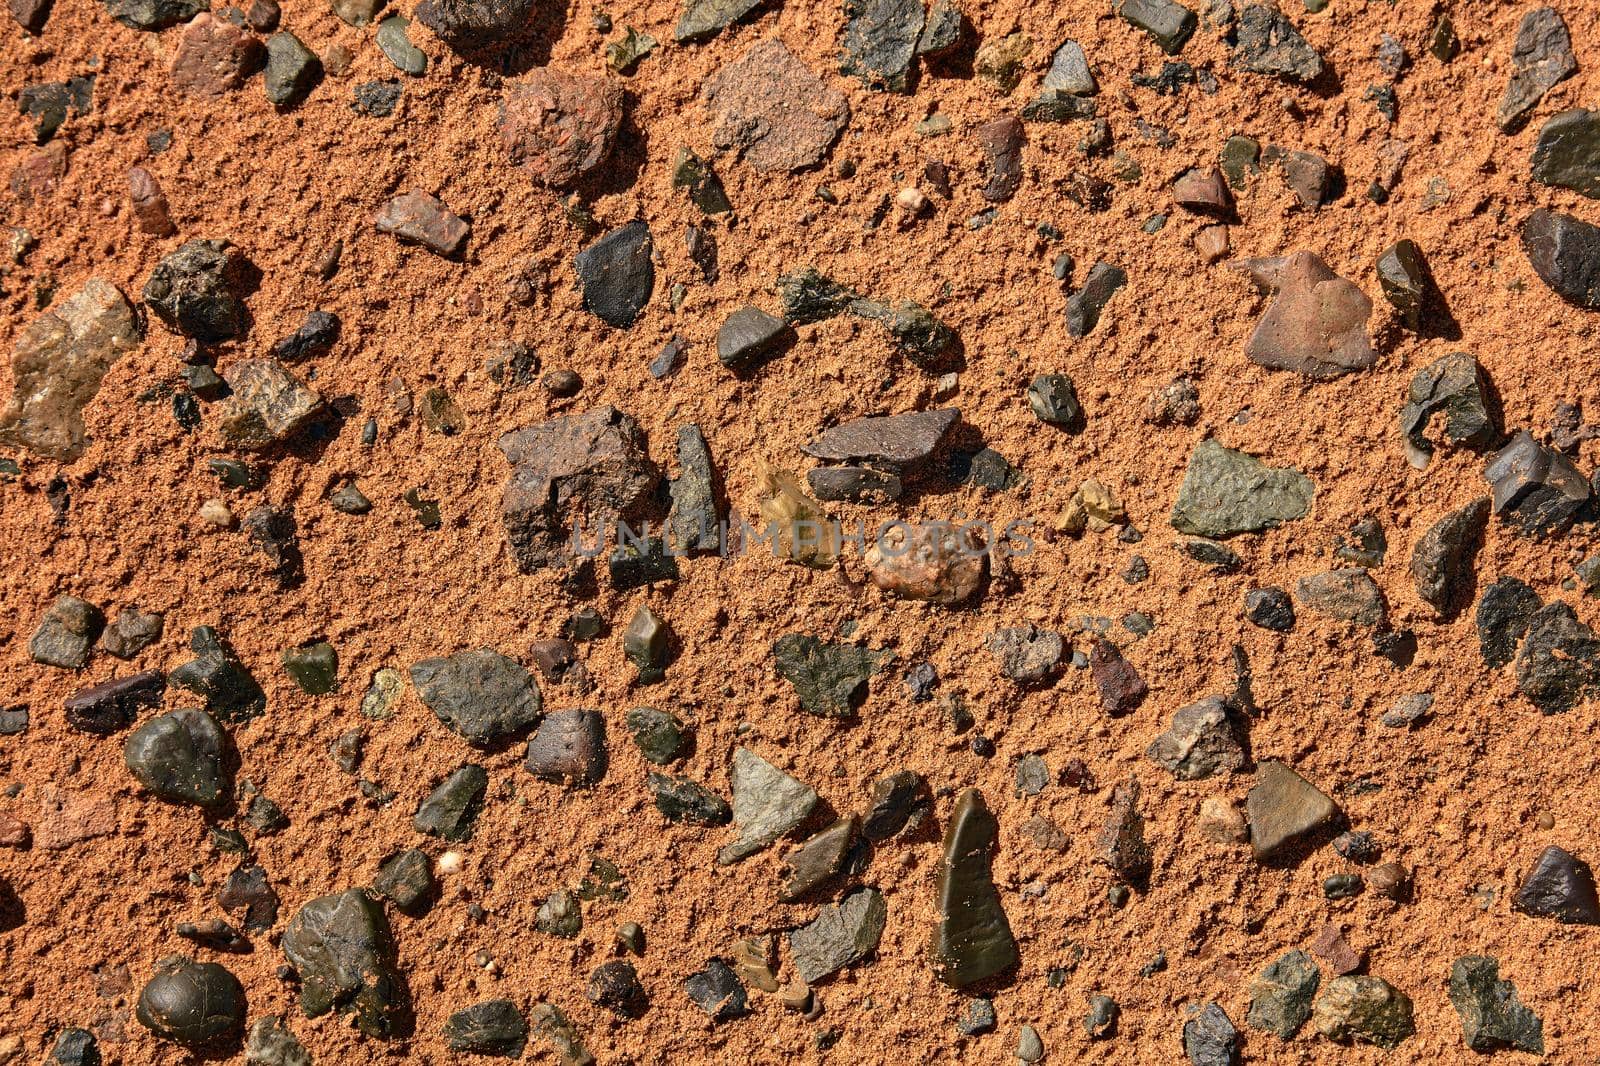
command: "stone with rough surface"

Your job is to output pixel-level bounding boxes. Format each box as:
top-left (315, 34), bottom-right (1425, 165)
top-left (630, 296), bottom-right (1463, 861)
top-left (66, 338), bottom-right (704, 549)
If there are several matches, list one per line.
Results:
top-left (718, 747), bottom-right (816, 864)
top-left (410, 648), bottom-right (542, 746)
top-left (1448, 956), bottom-right (1543, 1054)
top-left (1312, 976), bottom-right (1415, 1049)
top-left (1236, 252), bottom-right (1373, 377)
top-left (1522, 208), bottom-right (1600, 309)
top-left (790, 887), bottom-right (887, 982)
top-left (374, 191), bottom-right (469, 258)
top-left (1231, 4), bottom-right (1321, 82)
top-left (1514, 844), bottom-right (1600, 924)
top-left (217, 358), bottom-right (324, 449)
top-left (282, 889), bottom-right (406, 1037)
top-left (500, 70), bottom-right (623, 188)
top-left (171, 13), bottom-right (264, 97)
top-left (414, 0), bottom-right (535, 51)
top-left (703, 39), bottom-right (850, 173)
top-left (1146, 696), bottom-right (1244, 779)
top-left (1497, 7), bottom-right (1575, 132)
top-left (1247, 950), bottom-right (1319, 1039)
top-left (1171, 439), bottom-right (1313, 537)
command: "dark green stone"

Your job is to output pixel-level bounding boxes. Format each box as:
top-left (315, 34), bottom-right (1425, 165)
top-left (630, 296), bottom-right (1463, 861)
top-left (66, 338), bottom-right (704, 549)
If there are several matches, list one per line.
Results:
top-left (772, 633), bottom-right (888, 717)
top-left (626, 706), bottom-right (688, 764)
top-left (1376, 238), bottom-right (1443, 332)
top-left (373, 848), bottom-right (435, 913)
top-left (777, 267), bottom-right (858, 324)
top-left (124, 709), bottom-right (231, 807)
top-left (887, 301), bottom-right (955, 369)
top-left (171, 626), bottom-right (266, 722)
top-left (1220, 135), bottom-right (1260, 188)
top-left (671, 148), bottom-right (732, 214)
top-left (376, 14), bottom-right (426, 76)
top-left (404, 487), bottom-right (441, 528)
top-left (282, 889), bottom-right (407, 1038)
top-left (413, 764), bottom-right (488, 841)
top-left (1448, 955), bottom-right (1543, 1054)
top-left (444, 999), bottom-right (527, 1057)
top-left (609, 537), bottom-right (679, 590)
top-left (1117, 0), bottom-right (1196, 54)
top-left (622, 604), bottom-right (671, 682)
top-left (536, 888), bottom-right (583, 938)
top-left (647, 772), bottom-right (730, 825)
top-left (930, 789), bottom-right (1018, 987)
top-left (136, 956), bottom-right (245, 1045)
top-left (282, 641), bottom-right (337, 694)
top-left (674, 0), bottom-right (762, 41)
top-left (779, 816), bottom-right (857, 900)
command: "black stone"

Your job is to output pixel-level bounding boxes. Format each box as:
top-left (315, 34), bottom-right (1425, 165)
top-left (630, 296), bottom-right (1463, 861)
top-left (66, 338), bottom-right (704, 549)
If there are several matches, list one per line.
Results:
top-left (840, 0), bottom-right (923, 91)
top-left (354, 80), bottom-right (402, 116)
top-left (1409, 498), bottom-right (1489, 617)
top-left (1513, 845), bottom-right (1600, 924)
top-left (1476, 577), bottom-right (1541, 668)
top-left (1117, 0), bottom-right (1196, 54)
top-left (217, 864), bottom-right (279, 932)
top-left (863, 769), bottom-right (923, 840)
top-left (124, 709), bottom-right (231, 806)
top-left (588, 960), bottom-right (647, 1016)
top-left (716, 306), bottom-right (793, 369)
top-left (270, 310), bottom-right (340, 362)
top-left (1183, 1003), bottom-right (1240, 1066)
top-left (806, 465), bottom-right (902, 502)
top-left (648, 772), bottom-right (731, 825)
top-left (142, 239), bottom-right (248, 342)
top-left (575, 221), bottom-right (654, 329)
top-left (282, 889), bottom-right (407, 1037)
top-left (410, 648), bottom-right (541, 747)
top-left (102, 0), bottom-right (204, 29)
top-left (414, 764), bottom-right (488, 841)
top-left (1484, 429), bottom-right (1591, 536)
top-left (1066, 262), bottom-right (1127, 337)
top-left (373, 848), bottom-right (436, 913)
top-left (1398, 352), bottom-right (1496, 470)
top-left (443, 999), bottom-right (526, 1057)
top-left (1522, 208), bottom-right (1600, 309)
top-left (414, 0), bottom-right (537, 51)
top-left (243, 504), bottom-right (303, 588)
top-left (1231, 4), bottom-right (1321, 82)
top-left (64, 669), bottom-right (164, 734)
top-left (1376, 239), bottom-right (1446, 332)
top-left (684, 958), bottom-right (748, 1021)
top-left (1448, 955), bottom-right (1545, 1054)
top-left (1531, 109), bottom-right (1600, 198)
top-left (136, 957), bottom-right (245, 1045)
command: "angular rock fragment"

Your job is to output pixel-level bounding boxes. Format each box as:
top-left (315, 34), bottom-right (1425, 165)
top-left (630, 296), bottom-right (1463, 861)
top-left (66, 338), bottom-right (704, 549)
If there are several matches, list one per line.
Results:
top-left (976, 116), bottom-right (1024, 203)
top-left (283, 889), bottom-right (407, 1037)
top-left (270, 310), bottom-right (340, 363)
top-left (625, 706), bottom-right (687, 764)
top-left (1096, 776), bottom-right (1151, 884)
top-left (1065, 262), bottom-right (1126, 337)
top-left (1172, 166), bottom-right (1233, 217)
top-left (414, 0), bottom-right (535, 51)
top-left (777, 267), bottom-right (858, 324)
top-left (790, 887), bottom-right (887, 982)
top-left (717, 306), bottom-right (791, 368)
top-left (588, 960), bottom-right (646, 1016)
top-left (1043, 40), bottom-right (1096, 95)
top-left (374, 191), bottom-right (469, 258)
top-left (264, 31), bottom-right (320, 106)
top-left (807, 466), bottom-right (902, 502)
top-left (10, 0), bottom-right (52, 32)
top-left (1117, 0), bottom-right (1196, 54)
top-left (143, 239), bottom-right (248, 341)
top-left (1410, 499), bottom-right (1488, 617)
top-left (718, 747), bottom-right (816, 864)
top-left (1236, 252), bottom-right (1372, 377)
top-left (129, 167), bottom-right (176, 236)
top-left (675, 0), bottom-right (762, 42)
top-left (1522, 208), bottom-right (1600, 309)
top-left (1497, 7), bottom-right (1576, 132)
top-left (1531, 109), bottom-right (1600, 198)
top-left (1027, 373), bottom-right (1081, 425)
top-left (1295, 569), bottom-right (1386, 626)
top-left (1448, 955), bottom-right (1543, 1054)
top-left (672, 148), bottom-right (732, 214)
top-left (414, 764), bottom-right (487, 840)
top-left (1090, 639), bottom-right (1147, 715)
top-left (410, 648), bottom-right (542, 746)
top-left (1484, 429), bottom-right (1591, 535)
top-left (1171, 439), bottom-right (1313, 537)
top-left (170, 14), bottom-right (264, 97)
top-left (65, 670), bottom-right (164, 734)
top-left (528, 1004), bottom-right (590, 1064)
top-left (98, 606), bottom-right (162, 659)
top-left (1274, 148), bottom-right (1336, 207)
top-left (136, 957), bottom-right (245, 1045)
top-left (863, 770), bottom-right (923, 840)
top-left (1231, 4), bottom-right (1322, 82)
top-left (30, 594), bottom-right (103, 669)
top-left (987, 625), bottom-right (1063, 685)
top-left (780, 816), bottom-right (857, 900)
top-left (864, 522), bottom-right (985, 605)
top-left (841, 0), bottom-right (923, 91)
top-left (1244, 587), bottom-right (1295, 631)
top-left (373, 848), bottom-right (435, 913)
top-left (1247, 949), bottom-right (1319, 1039)
top-left (524, 709), bottom-right (607, 786)
top-left (1247, 760), bottom-right (1339, 860)
top-left (1476, 577), bottom-right (1541, 668)
top-left (1514, 845), bottom-right (1600, 924)
top-left (1516, 602), bottom-right (1600, 713)
top-left (443, 999), bottom-right (527, 1056)
top-left (1312, 976), bottom-right (1415, 1049)
top-left (124, 709), bottom-right (231, 807)
top-left (930, 790), bottom-right (1018, 987)
top-left (170, 626), bottom-right (265, 722)
top-left (684, 959), bottom-right (747, 1021)
top-left (756, 466), bottom-right (838, 568)
top-left (500, 70), bottom-right (623, 188)
top-left (703, 40), bottom-right (850, 173)
top-left (915, 0), bottom-right (960, 55)
top-left (1376, 239), bottom-right (1448, 333)
top-left (1183, 1003), bottom-right (1240, 1066)
top-left (244, 1017), bottom-right (309, 1066)
top-left (648, 772), bottom-right (731, 825)
top-left (217, 359), bottom-right (324, 449)
top-left (243, 504), bottom-right (303, 588)
top-left (575, 221), bottom-right (653, 328)
top-left (498, 406), bottom-right (660, 572)
top-left (773, 634), bottom-right (886, 716)
top-left (1398, 352), bottom-right (1496, 469)
top-left (622, 604), bottom-right (670, 682)
top-left (1146, 696), bottom-right (1245, 779)
top-left (804, 409), bottom-right (957, 466)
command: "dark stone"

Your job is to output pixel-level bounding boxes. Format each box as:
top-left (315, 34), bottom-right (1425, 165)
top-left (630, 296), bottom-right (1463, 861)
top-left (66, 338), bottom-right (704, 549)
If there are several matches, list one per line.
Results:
top-left (64, 669), bottom-right (164, 734)
top-left (780, 816), bottom-right (857, 900)
top-left (51, 1029), bottom-right (99, 1066)
top-left (1027, 373), bottom-right (1081, 425)
top-left (1231, 4), bottom-right (1322, 82)
top-left (270, 310), bottom-right (339, 362)
top-left (218, 864), bottom-right (278, 932)
top-left (30, 594), bottom-right (103, 669)
top-left (264, 31), bottom-right (320, 106)
top-left (1090, 638), bottom-right (1148, 715)
top-left (684, 959), bottom-right (747, 1021)
top-left (218, 361), bottom-right (324, 451)
top-left (1247, 760), bottom-right (1339, 860)
top-left (976, 115), bottom-right (1024, 203)
top-left (666, 425), bottom-right (719, 552)
top-left (1409, 499), bottom-right (1489, 617)
top-left (807, 466), bottom-right (902, 502)
top-left (625, 706), bottom-right (688, 764)
top-left (674, 0), bottom-right (762, 42)
top-left (171, 626), bottom-right (265, 722)
top-left (1531, 109), bottom-right (1600, 198)
top-left (931, 789), bottom-right (1018, 987)
top-left (886, 301), bottom-right (956, 369)
top-left (242, 504), bottom-right (303, 588)
top-left (282, 889), bottom-right (407, 1037)
top-left (1515, 602), bottom-right (1600, 713)
top-left (534, 888), bottom-right (582, 937)
top-left (443, 1000), bottom-right (526, 1057)
top-left (1021, 89), bottom-right (1098, 123)
top-left (1324, 873), bottom-right (1363, 899)
top-left (588, 960), bottom-right (647, 1017)
top-left (609, 536), bottom-right (680, 590)
top-left (143, 239), bottom-right (247, 342)
top-left (915, 0), bottom-right (960, 55)
top-left (136, 957), bottom-right (245, 1045)
top-left (374, 191), bottom-right (467, 258)
top-left (1398, 352), bottom-right (1496, 470)
top-left (9, 0), bottom-right (54, 32)
top-left (1146, 695), bottom-right (1245, 779)
top-left (1487, 429), bottom-right (1591, 535)
top-left (124, 709), bottom-right (230, 806)
top-left (1184, 1003), bottom-right (1240, 1066)
top-left (523, 709), bottom-right (607, 786)
top-left (1117, 0), bottom-right (1196, 54)
top-left (102, 0), bottom-right (203, 29)
top-left (1522, 208), bottom-right (1600, 309)
top-left (413, 764), bottom-right (488, 841)
top-left (414, 0), bottom-right (535, 51)
top-left (841, 0), bottom-right (923, 91)
top-left (1066, 261), bottom-right (1126, 337)
top-left (1449, 955), bottom-right (1545, 1053)
top-left (1476, 577), bottom-right (1541, 668)
top-left (672, 148), bottom-right (733, 214)
top-left (99, 606), bottom-right (163, 659)
top-left (410, 648), bottom-right (541, 746)
top-left (803, 408), bottom-right (957, 467)
top-left (1181, 538), bottom-right (1241, 571)
top-left (716, 306), bottom-right (792, 368)
top-left (648, 772), bottom-right (731, 825)
top-left (1313, 975), bottom-right (1415, 1048)
top-left (789, 886), bottom-right (887, 982)
top-left (575, 221), bottom-right (654, 328)
top-left (957, 997), bottom-right (997, 1036)
top-left (1295, 569), bottom-right (1386, 626)
top-left (354, 80), bottom-right (402, 116)
top-left (1333, 831), bottom-right (1381, 863)
top-left (773, 634), bottom-right (887, 716)
top-left (1247, 950), bottom-right (1319, 1038)
top-left (777, 267), bottom-right (857, 324)
top-left (1514, 845), bottom-right (1600, 924)
top-left (1274, 149), bottom-right (1336, 207)
top-left (282, 642), bottom-right (337, 694)
top-left (1376, 239), bottom-right (1446, 332)
top-left (1497, 7), bottom-right (1576, 132)
top-left (373, 848), bottom-right (435, 913)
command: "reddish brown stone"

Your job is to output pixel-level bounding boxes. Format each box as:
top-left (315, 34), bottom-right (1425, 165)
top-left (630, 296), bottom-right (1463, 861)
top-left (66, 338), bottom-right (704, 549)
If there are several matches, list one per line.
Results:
top-left (373, 190), bottom-right (470, 258)
top-left (1311, 922), bottom-right (1363, 975)
top-left (976, 115), bottom-right (1024, 203)
top-left (170, 13), bottom-right (265, 98)
top-left (10, 140), bottom-right (67, 202)
top-left (863, 522), bottom-right (985, 605)
top-left (129, 167), bottom-right (176, 236)
top-left (703, 39), bottom-right (850, 174)
top-left (1173, 166), bottom-right (1234, 216)
top-left (1235, 251), bottom-right (1374, 378)
top-left (499, 69), bottom-right (623, 188)
top-left (529, 638), bottom-right (577, 680)
top-left (0, 813), bottom-right (30, 848)
top-left (8, 0), bottom-right (52, 33)
top-left (1090, 638), bottom-right (1148, 716)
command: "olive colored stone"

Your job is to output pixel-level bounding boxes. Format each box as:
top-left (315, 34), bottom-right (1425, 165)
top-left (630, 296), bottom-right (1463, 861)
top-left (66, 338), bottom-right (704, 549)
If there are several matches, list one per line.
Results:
top-left (1247, 949), bottom-right (1319, 1038)
top-left (777, 267), bottom-right (859, 324)
top-left (124, 709), bottom-right (231, 806)
top-left (863, 769), bottom-right (923, 840)
top-left (361, 667), bottom-right (405, 719)
top-left (674, 0), bottom-right (761, 41)
top-left (1448, 955), bottom-right (1544, 1054)
top-left (930, 789), bottom-right (1018, 987)
top-left (136, 956), bottom-right (246, 1045)
top-left (373, 848), bottom-right (435, 913)
top-left (282, 641), bottom-right (337, 694)
top-left (282, 889), bottom-right (407, 1037)
top-left (410, 648), bottom-right (541, 746)
top-left (1410, 499), bottom-right (1489, 617)
top-left (1312, 975), bottom-right (1415, 1049)
top-left (375, 14), bottom-right (426, 75)
top-left (648, 772), bottom-right (731, 825)
top-left (625, 706), bottom-right (688, 764)
top-left (672, 147), bottom-right (733, 214)
top-left (100, 606), bottom-right (164, 658)
top-left (414, 764), bottom-right (488, 840)
top-left (1117, 0), bottom-right (1196, 54)
top-left (622, 604), bottom-right (670, 682)
top-left (243, 1016), bottom-right (310, 1066)
top-left (443, 999), bottom-right (526, 1057)
top-left (1376, 239), bottom-right (1445, 332)
top-left (30, 594), bottom-right (103, 669)
top-left (264, 31), bottom-right (320, 106)
top-left (1171, 439), bottom-right (1313, 537)
top-left (773, 634), bottom-right (888, 717)
top-left (719, 747), bottom-right (817, 865)
top-left (779, 816), bottom-right (857, 900)
top-left (217, 358), bottom-right (325, 450)
top-left (536, 888), bottom-right (583, 937)
top-left (1247, 760), bottom-right (1339, 860)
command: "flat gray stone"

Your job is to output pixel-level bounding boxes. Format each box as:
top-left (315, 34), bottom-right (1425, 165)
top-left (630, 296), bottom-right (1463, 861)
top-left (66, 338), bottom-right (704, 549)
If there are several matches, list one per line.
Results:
top-left (717, 747), bottom-right (817, 864)
top-left (788, 887), bottom-right (887, 982)
top-left (1170, 439), bottom-right (1313, 537)
top-left (410, 648), bottom-right (541, 746)
top-left (1247, 949), bottom-right (1319, 1039)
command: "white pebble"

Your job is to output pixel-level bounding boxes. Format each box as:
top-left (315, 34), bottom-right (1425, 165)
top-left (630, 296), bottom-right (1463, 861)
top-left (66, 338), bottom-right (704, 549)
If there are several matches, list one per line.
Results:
top-left (198, 498), bottom-right (233, 528)
top-left (437, 850), bottom-right (463, 874)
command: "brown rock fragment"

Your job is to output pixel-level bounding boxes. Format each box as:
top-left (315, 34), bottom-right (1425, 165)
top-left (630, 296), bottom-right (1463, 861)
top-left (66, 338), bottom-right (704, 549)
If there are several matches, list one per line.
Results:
top-left (10, 140), bottom-right (68, 202)
top-left (1096, 776), bottom-right (1151, 884)
top-left (976, 115), bottom-right (1024, 203)
top-left (1173, 166), bottom-right (1233, 216)
top-left (170, 13), bottom-right (265, 97)
top-left (1235, 252), bottom-right (1373, 378)
top-left (1310, 923), bottom-right (1363, 975)
top-left (703, 39), bottom-right (850, 173)
top-left (863, 522), bottom-right (985, 605)
top-left (8, 0), bottom-right (52, 33)
top-left (129, 167), bottom-right (176, 236)
top-left (1247, 760), bottom-right (1340, 860)
top-left (216, 358), bottom-right (324, 449)
top-left (1090, 638), bottom-right (1147, 715)
top-left (1410, 498), bottom-right (1489, 617)
top-left (1197, 796), bottom-right (1247, 843)
top-left (1195, 224), bottom-right (1229, 264)
top-left (499, 70), bottom-right (624, 188)
top-left (374, 191), bottom-right (470, 258)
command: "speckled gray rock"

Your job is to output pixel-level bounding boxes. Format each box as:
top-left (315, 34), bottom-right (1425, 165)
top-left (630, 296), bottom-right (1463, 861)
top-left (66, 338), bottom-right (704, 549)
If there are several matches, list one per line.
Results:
top-left (674, 0), bottom-right (762, 42)
top-left (143, 239), bottom-right (247, 341)
top-left (648, 773), bottom-right (731, 825)
top-left (1171, 439), bottom-right (1313, 537)
top-left (789, 887), bottom-right (887, 982)
top-left (718, 747), bottom-right (817, 864)
top-left (264, 31), bottom-right (320, 106)
top-left (442, 999), bottom-right (527, 1056)
top-left (1043, 40), bottom-right (1095, 94)
top-left (1497, 7), bottom-right (1575, 132)
top-left (987, 625), bottom-right (1064, 684)
top-left (1117, 0), bottom-right (1196, 54)
top-left (1247, 950), bottom-right (1319, 1039)
top-left (668, 424), bottom-right (720, 552)
top-left (1448, 956), bottom-right (1543, 1054)
top-left (1514, 602), bottom-right (1600, 713)
top-left (1312, 976), bottom-right (1415, 1049)
top-left (1146, 696), bottom-right (1245, 779)
top-left (1183, 1003), bottom-right (1240, 1066)
top-left (1231, 4), bottom-right (1321, 82)
top-left (30, 594), bottom-right (104, 668)
top-left (840, 0), bottom-right (923, 91)
top-left (244, 1017), bottom-right (311, 1066)
top-left (101, 606), bottom-right (164, 659)
top-left (410, 649), bottom-right (541, 746)
top-left (703, 39), bottom-right (850, 173)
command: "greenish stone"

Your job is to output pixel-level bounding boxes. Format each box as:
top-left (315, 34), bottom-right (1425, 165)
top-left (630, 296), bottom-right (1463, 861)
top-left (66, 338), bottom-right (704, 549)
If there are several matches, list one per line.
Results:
top-left (931, 789), bottom-right (1018, 987)
top-left (1531, 108), bottom-right (1600, 199)
top-left (136, 957), bottom-right (246, 1045)
top-left (772, 634), bottom-right (888, 717)
top-left (413, 764), bottom-right (487, 842)
top-left (1248, 950), bottom-right (1320, 1038)
top-left (674, 0), bottom-right (762, 41)
top-left (376, 15), bottom-right (426, 76)
top-left (719, 746), bottom-right (817, 865)
top-left (646, 772), bottom-right (730, 824)
top-left (171, 626), bottom-right (265, 722)
top-left (789, 887), bottom-right (887, 982)
top-left (1313, 975), bottom-right (1415, 1049)
top-left (1448, 955), bottom-right (1543, 1054)
top-left (282, 642), bottom-right (337, 695)
top-left (535, 888), bottom-right (583, 937)
top-left (605, 26), bottom-right (657, 73)
top-left (1429, 13), bottom-right (1458, 62)
top-left (625, 706), bottom-right (688, 764)
top-left (1170, 439), bottom-right (1313, 538)
top-left (530, 1003), bottom-right (591, 1066)
top-left (776, 267), bottom-right (858, 324)
top-left (779, 816), bottom-right (857, 900)
top-left (1117, 0), bottom-right (1196, 54)
top-left (403, 487), bottom-right (440, 528)
top-left (207, 458), bottom-right (254, 487)
top-left (1220, 135), bottom-right (1260, 188)
top-left (887, 300), bottom-right (955, 369)
top-left (373, 848), bottom-right (435, 913)
top-left (576, 856), bottom-right (628, 902)
top-left (622, 604), bottom-right (670, 682)
top-left (282, 889), bottom-right (406, 1038)
top-left (443, 999), bottom-right (526, 1057)
top-left (840, 0), bottom-right (923, 92)
top-left (974, 30), bottom-right (1030, 92)
top-left (609, 537), bottom-right (679, 589)
top-left (671, 148), bottom-right (732, 214)
top-left (419, 387), bottom-right (465, 435)
top-left (360, 667), bottom-right (404, 719)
